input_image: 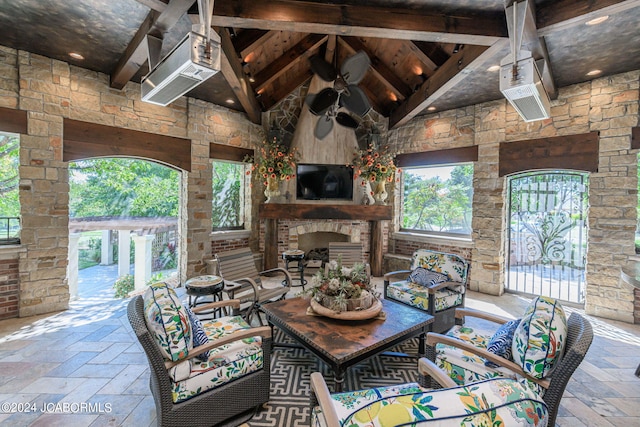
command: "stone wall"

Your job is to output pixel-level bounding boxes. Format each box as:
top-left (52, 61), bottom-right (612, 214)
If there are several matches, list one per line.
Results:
top-left (388, 70), bottom-right (640, 322)
top-left (0, 47), bottom-right (260, 316)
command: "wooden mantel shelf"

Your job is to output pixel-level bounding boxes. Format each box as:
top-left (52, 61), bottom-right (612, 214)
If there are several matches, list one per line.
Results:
top-left (259, 203), bottom-right (392, 220)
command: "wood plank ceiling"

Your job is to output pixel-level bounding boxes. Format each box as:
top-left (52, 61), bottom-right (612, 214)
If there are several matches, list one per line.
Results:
top-left (0, 0), bottom-right (638, 129)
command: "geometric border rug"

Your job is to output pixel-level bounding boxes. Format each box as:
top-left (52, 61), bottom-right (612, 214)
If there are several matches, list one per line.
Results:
top-left (245, 327), bottom-right (421, 426)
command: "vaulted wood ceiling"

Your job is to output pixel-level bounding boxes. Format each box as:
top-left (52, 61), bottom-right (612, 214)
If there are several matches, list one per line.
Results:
top-left (0, 0), bottom-right (639, 129)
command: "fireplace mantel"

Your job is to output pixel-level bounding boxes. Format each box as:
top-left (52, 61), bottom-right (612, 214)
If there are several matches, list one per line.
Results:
top-left (260, 203), bottom-right (391, 275)
top-left (259, 203), bottom-right (392, 220)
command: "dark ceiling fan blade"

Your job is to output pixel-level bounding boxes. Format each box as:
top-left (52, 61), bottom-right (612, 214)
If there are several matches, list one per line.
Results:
top-left (335, 112), bottom-right (359, 129)
top-left (305, 93), bottom-right (316, 108)
top-left (309, 55), bottom-right (338, 82)
top-left (309, 88), bottom-right (339, 116)
top-left (315, 115), bottom-right (334, 139)
top-left (340, 51), bottom-right (371, 85)
top-left (339, 85), bottom-right (371, 117)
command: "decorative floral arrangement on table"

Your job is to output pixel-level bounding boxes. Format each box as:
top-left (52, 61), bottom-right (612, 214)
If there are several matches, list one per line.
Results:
top-left (246, 133), bottom-right (298, 190)
top-left (351, 143), bottom-right (400, 184)
top-left (305, 258), bottom-right (379, 313)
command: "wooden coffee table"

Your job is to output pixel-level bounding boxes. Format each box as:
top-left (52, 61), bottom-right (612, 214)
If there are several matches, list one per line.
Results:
top-left (261, 297), bottom-right (434, 392)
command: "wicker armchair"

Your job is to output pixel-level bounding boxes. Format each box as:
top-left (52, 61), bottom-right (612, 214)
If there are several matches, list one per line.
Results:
top-left (127, 291), bottom-right (272, 427)
top-left (425, 300), bottom-right (593, 427)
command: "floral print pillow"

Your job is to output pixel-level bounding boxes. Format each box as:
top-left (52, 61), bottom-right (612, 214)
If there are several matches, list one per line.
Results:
top-left (512, 296), bottom-right (567, 379)
top-left (143, 282), bottom-right (192, 362)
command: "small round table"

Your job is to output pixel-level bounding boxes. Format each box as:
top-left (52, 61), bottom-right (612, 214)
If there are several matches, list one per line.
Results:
top-left (185, 275), bottom-right (225, 318)
top-left (282, 249), bottom-right (307, 289)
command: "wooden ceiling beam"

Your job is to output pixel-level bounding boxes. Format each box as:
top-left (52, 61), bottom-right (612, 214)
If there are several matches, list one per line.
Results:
top-left (390, 40), bottom-right (508, 129)
top-left (259, 71), bottom-right (313, 111)
top-left (410, 41), bottom-right (450, 71)
top-left (253, 33), bottom-right (327, 94)
top-left (134, 0), bottom-right (169, 13)
top-left (209, 0), bottom-right (507, 45)
top-left (338, 36), bottom-right (412, 101)
top-left (110, 0), bottom-right (196, 90)
top-left (232, 29), bottom-right (275, 61)
top-left (215, 27), bottom-right (263, 124)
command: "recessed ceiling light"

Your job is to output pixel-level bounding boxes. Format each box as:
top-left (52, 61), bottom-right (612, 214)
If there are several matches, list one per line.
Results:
top-left (69, 52), bottom-right (84, 60)
top-left (427, 106), bottom-right (436, 111)
top-left (586, 15), bottom-right (609, 26)
top-left (487, 65), bottom-right (500, 72)
top-left (248, 76), bottom-right (256, 83)
top-left (225, 98), bottom-right (235, 104)
top-left (586, 69), bottom-right (602, 76)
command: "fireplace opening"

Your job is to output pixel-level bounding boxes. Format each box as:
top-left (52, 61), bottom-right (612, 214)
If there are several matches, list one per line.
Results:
top-left (297, 231), bottom-right (350, 270)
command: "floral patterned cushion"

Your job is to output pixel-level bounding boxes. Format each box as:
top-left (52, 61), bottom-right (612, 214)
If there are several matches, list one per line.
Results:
top-left (435, 324), bottom-right (546, 397)
top-left (169, 315), bottom-right (264, 403)
top-left (143, 282), bottom-right (192, 362)
top-left (312, 378), bottom-right (548, 427)
top-left (410, 249), bottom-right (469, 284)
top-left (512, 296), bottom-right (567, 379)
top-left (386, 280), bottom-right (463, 312)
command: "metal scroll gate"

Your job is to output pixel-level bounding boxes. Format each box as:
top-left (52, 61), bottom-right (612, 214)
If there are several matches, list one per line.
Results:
top-left (506, 171), bottom-right (588, 305)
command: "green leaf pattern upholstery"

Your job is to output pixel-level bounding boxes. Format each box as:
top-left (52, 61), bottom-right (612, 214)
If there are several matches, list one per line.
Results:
top-left (512, 296), bottom-right (567, 379)
top-left (143, 282), bottom-right (191, 362)
top-left (169, 316), bottom-right (263, 403)
top-left (386, 249), bottom-right (468, 313)
top-left (312, 378), bottom-right (548, 426)
top-left (143, 282), bottom-right (264, 404)
top-left (435, 297), bottom-right (567, 396)
top-left (386, 281), bottom-right (463, 312)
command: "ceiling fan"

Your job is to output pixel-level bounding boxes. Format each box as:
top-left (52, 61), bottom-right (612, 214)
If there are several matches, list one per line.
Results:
top-left (306, 51), bottom-right (372, 139)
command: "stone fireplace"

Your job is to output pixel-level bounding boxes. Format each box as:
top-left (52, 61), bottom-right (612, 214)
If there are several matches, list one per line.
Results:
top-left (258, 204), bottom-right (391, 275)
top-left (259, 219), bottom-right (371, 266)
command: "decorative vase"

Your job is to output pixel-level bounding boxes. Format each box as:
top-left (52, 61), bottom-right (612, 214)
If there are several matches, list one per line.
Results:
top-left (362, 181), bottom-right (375, 205)
top-left (373, 180), bottom-right (388, 205)
top-left (264, 175), bottom-right (281, 203)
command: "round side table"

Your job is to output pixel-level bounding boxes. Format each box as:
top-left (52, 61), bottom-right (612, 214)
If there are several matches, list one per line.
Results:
top-left (282, 249), bottom-right (307, 289)
top-left (185, 275), bottom-right (225, 318)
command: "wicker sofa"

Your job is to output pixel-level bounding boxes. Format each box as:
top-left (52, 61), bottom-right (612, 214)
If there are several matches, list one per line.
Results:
top-left (384, 249), bottom-right (470, 333)
top-left (127, 282), bottom-right (272, 427)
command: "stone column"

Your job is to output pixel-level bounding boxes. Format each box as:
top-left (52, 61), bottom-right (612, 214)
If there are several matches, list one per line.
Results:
top-left (118, 230), bottom-right (131, 277)
top-left (132, 234), bottom-right (154, 291)
top-left (100, 230), bottom-right (114, 265)
top-left (68, 233), bottom-right (81, 300)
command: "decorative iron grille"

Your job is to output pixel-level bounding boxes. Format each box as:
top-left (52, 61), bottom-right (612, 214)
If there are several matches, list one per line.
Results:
top-left (506, 172), bottom-right (588, 304)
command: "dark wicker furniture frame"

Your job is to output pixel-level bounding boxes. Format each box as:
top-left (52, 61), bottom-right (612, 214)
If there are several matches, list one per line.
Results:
top-left (127, 296), bottom-right (272, 427)
top-left (426, 311), bottom-right (593, 427)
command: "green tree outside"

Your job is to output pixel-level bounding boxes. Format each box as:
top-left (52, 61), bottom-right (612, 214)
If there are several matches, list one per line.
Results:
top-left (69, 158), bottom-right (179, 218)
top-left (402, 164), bottom-right (473, 234)
top-left (212, 160), bottom-right (243, 229)
top-left (0, 133), bottom-right (19, 217)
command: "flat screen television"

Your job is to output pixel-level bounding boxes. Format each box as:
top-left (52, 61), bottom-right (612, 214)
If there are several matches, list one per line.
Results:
top-left (296, 164), bottom-right (354, 201)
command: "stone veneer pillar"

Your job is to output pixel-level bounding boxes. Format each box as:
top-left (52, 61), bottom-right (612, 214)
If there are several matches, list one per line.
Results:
top-left (387, 71), bottom-right (639, 323)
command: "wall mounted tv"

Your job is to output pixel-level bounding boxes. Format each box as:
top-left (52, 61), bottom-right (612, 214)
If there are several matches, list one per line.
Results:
top-left (296, 164), bottom-right (354, 201)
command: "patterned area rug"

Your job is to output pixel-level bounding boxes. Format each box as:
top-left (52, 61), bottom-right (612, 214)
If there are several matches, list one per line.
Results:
top-left (245, 327), bottom-right (422, 427)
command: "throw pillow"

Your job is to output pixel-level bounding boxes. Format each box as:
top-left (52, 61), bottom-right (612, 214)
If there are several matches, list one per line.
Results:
top-left (408, 267), bottom-right (448, 287)
top-left (185, 306), bottom-right (209, 362)
top-left (512, 296), bottom-right (568, 379)
top-left (485, 318), bottom-right (521, 368)
top-left (143, 282), bottom-right (191, 362)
